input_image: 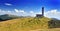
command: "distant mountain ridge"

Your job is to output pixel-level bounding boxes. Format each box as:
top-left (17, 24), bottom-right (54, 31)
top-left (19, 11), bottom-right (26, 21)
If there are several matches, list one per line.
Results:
top-left (0, 14), bottom-right (20, 21)
top-left (0, 14), bottom-right (33, 21)
top-left (0, 14), bottom-right (60, 22)
top-left (51, 18), bottom-right (60, 21)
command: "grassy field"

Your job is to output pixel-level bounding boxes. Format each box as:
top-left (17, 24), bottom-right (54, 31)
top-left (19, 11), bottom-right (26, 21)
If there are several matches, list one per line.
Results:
top-left (0, 17), bottom-right (60, 31)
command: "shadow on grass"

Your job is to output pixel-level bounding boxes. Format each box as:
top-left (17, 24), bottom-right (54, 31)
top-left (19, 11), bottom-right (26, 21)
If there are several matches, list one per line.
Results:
top-left (48, 20), bottom-right (60, 28)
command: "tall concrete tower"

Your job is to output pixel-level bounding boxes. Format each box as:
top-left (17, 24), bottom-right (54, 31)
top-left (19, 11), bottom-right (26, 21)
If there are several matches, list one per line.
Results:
top-left (36, 7), bottom-right (44, 17)
top-left (42, 7), bottom-right (44, 16)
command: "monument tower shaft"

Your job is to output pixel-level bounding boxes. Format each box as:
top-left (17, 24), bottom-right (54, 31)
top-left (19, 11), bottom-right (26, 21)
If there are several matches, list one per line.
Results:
top-left (42, 7), bottom-right (44, 16)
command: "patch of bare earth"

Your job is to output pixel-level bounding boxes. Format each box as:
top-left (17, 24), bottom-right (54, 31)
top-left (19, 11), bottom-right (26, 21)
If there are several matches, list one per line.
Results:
top-left (30, 28), bottom-right (60, 31)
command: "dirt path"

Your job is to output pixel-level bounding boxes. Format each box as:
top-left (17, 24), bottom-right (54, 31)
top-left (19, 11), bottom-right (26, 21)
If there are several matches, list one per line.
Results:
top-left (30, 28), bottom-right (60, 31)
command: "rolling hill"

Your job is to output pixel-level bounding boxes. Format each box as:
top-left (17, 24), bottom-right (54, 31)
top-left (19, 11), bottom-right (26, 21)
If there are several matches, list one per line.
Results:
top-left (0, 17), bottom-right (51, 31)
top-left (0, 14), bottom-right (60, 31)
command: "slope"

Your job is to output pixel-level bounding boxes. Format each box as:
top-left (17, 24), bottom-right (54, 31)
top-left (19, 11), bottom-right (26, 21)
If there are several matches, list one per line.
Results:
top-left (0, 17), bottom-right (51, 31)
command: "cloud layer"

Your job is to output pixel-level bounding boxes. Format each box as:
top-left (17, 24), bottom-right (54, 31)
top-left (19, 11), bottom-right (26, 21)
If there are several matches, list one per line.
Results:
top-left (45, 9), bottom-right (60, 19)
top-left (0, 9), bottom-right (35, 16)
top-left (0, 9), bottom-right (60, 19)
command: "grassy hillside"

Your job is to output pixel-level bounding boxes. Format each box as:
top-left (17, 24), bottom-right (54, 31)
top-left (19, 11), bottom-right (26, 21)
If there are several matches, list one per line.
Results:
top-left (0, 17), bottom-right (52, 31)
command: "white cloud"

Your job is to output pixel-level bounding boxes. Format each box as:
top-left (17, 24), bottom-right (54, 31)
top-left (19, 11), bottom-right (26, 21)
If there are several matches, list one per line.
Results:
top-left (5, 3), bottom-right (12, 6)
top-left (14, 9), bottom-right (26, 15)
top-left (14, 9), bottom-right (25, 13)
top-left (0, 9), bottom-right (60, 20)
top-left (45, 9), bottom-right (60, 20)
top-left (19, 10), bottom-right (24, 13)
top-left (0, 9), bottom-right (26, 16)
top-left (30, 11), bottom-right (34, 14)
top-left (14, 9), bottom-right (19, 12)
top-left (28, 11), bottom-right (38, 17)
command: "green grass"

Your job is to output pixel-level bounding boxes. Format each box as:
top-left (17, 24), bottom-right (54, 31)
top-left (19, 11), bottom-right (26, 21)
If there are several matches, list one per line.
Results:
top-left (0, 17), bottom-right (59, 31)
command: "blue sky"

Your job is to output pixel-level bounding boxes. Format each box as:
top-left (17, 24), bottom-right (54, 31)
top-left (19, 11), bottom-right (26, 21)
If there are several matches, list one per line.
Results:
top-left (0, 0), bottom-right (60, 19)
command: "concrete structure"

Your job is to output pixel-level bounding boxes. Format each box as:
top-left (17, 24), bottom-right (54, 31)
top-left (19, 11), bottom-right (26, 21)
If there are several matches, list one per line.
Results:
top-left (42, 7), bottom-right (44, 16)
top-left (36, 7), bottom-right (44, 17)
top-left (36, 14), bottom-right (42, 17)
